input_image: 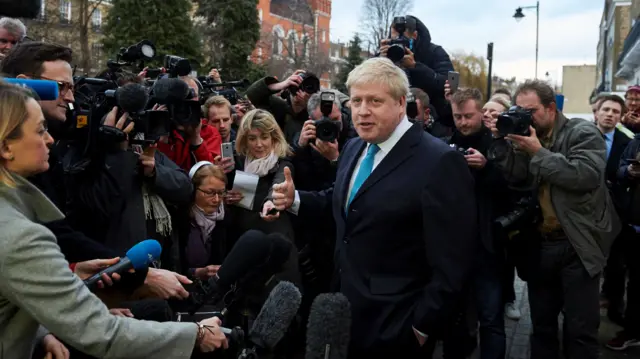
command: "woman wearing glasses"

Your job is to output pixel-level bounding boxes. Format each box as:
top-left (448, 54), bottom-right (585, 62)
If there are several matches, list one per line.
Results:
top-left (178, 161), bottom-right (231, 280)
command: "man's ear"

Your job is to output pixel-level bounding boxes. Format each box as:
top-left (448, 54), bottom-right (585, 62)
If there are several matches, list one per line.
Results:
top-left (16, 74), bottom-right (30, 79)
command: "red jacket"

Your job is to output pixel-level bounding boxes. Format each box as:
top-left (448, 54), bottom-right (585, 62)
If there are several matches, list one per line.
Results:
top-left (157, 120), bottom-right (222, 172)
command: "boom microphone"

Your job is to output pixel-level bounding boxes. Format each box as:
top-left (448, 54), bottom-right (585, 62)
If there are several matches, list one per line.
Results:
top-left (306, 293), bottom-right (351, 359)
top-left (3, 78), bottom-right (59, 101)
top-left (83, 239), bottom-right (161, 290)
top-left (249, 281), bottom-right (302, 351)
top-left (0, 0), bottom-right (41, 18)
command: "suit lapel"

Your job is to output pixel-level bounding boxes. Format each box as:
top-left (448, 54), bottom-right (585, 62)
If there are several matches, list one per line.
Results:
top-left (338, 140), bottom-right (366, 216)
top-left (349, 124), bottom-right (422, 206)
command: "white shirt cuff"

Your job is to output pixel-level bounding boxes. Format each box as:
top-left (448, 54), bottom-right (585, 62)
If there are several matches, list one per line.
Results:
top-left (413, 326), bottom-right (427, 338)
top-left (287, 190), bottom-right (301, 216)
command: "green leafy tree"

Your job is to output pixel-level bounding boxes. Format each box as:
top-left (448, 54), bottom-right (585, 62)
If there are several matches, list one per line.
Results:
top-left (335, 35), bottom-right (364, 93)
top-left (102, 0), bottom-right (201, 68)
top-left (196, 0), bottom-right (261, 80)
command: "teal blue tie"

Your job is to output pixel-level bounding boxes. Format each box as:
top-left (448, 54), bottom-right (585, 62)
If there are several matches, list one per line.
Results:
top-left (347, 144), bottom-right (380, 208)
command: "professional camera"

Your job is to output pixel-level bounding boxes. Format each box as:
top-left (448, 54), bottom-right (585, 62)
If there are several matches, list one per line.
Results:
top-left (449, 143), bottom-right (471, 155)
top-left (198, 77), bottom-right (250, 105)
top-left (494, 196), bottom-right (539, 231)
top-left (164, 55), bottom-right (192, 78)
top-left (496, 106), bottom-right (533, 136)
top-left (387, 16), bottom-right (412, 63)
top-left (104, 40), bottom-right (156, 80)
top-left (406, 91), bottom-right (419, 122)
top-left (288, 71), bottom-right (320, 95)
top-left (313, 91), bottom-right (341, 143)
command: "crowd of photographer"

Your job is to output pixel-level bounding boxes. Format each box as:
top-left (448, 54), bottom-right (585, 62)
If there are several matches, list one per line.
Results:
top-left (0, 11), bottom-right (635, 359)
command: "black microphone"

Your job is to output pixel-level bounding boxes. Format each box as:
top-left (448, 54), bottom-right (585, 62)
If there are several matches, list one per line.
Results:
top-left (186, 230), bottom-right (293, 314)
top-left (215, 231), bottom-right (292, 289)
top-left (306, 293), bottom-right (351, 359)
top-left (0, 0), bottom-right (40, 18)
top-left (104, 83), bottom-right (149, 115)
top-left (151, 77), bottom-right (192, 104)
top-left (249, 281), bottom-right (302, 351)
top-left (84, 239), bottom-right (161, 290)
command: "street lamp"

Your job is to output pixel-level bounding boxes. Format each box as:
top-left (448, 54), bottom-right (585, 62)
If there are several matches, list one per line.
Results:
top-left (513, 1), bottom-right (540, 79)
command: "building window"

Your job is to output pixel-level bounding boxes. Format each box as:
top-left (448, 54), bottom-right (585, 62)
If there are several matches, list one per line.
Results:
top-left (38, 1), bottom-right (46, 20)
top-left (92, 9), bottom-right (102, 29)
top-left (287, 30), bottom-right (297, 56)
top-left (92, 42), bottom-right (104, 69)
top-left (59, 0), bottom-right (71, 23)
top-left (258, 9), bottom-right (263, 23)
top-left (272, 26), bottom-right (284, 55)
top-left (301, 35), bottom-right (309, 58)
top-left (322, 30), bottom-right (326, 43)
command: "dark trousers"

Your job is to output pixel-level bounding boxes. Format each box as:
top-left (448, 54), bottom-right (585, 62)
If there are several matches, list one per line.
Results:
top-left (473, 250), bottom-right (506, 359)
top-left (502, 261), bottom-right (517, 304)
top-left (624, 231), bottom-right (640, 336)
top-left (528, 240), bottom-right (600, 359)
top-left (602, 228), bottom-right (629, 316)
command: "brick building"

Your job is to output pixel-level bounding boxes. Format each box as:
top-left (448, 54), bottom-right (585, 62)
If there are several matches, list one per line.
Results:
top-left (596, 0), bottom-right (632, 93)
top-left (255, 0), bottom-right (332, 87)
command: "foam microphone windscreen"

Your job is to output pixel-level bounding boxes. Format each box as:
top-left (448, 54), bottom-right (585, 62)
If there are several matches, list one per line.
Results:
top-left (215, 230), bottom-right (292, 289)
top-left (3, 78), bottom-right (59, 101)
top-left (249, 281), bottom-right (302, 350)
top-left (0, 0), bottom-right (41, 18)
top-left (126, 239), bottom-right (162, 270)
top-left (151, 77), bottom-right (190, 104)
top-left (306, 293), bottom-right (351, 359)
top-left (115, 83), bottom-right (148, 115)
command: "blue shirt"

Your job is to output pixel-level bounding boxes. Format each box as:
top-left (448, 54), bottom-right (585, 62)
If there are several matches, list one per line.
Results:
top-left (604, 130), bottom-right (614, 161)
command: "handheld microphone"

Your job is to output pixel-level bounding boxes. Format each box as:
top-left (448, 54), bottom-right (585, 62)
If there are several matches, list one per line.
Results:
top-left (0, 0), bottom-right (41, 18)
top-left (114, 83), bottom-right (149, 115)
top-left (249, 281), bottom-right (302, 351)
top-left (306, 293), bottom-right (351, 359)
top-left (3, 78), bottom-right (59, 101)
top-left (83, 239), bottom-right (161, 289)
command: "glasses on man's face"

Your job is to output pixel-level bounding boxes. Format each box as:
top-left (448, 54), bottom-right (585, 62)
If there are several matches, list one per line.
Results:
top-left (626, 97), bottom-right (640, 104)
top-left (197, 188), bottom-right (227, 198)
top-left (36, 76), bottom-right (74, 96)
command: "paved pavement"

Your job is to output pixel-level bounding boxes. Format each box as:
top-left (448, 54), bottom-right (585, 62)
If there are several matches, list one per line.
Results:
top-left (434, 277), bottom-right (639, 358)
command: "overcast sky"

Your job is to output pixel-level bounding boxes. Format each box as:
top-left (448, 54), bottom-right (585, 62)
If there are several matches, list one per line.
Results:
top-left (329, 0), bottom-right (603, 85)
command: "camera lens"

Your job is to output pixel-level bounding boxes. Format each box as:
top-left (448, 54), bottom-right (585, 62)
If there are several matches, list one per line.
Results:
top-left (314, 119), bottom-right (339, 142)
top-left (387, 45), bottom-right (405, 63)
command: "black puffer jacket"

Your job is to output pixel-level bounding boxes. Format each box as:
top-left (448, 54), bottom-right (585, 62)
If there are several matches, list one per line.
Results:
top-left (406, 15), bottom-right (454, 125)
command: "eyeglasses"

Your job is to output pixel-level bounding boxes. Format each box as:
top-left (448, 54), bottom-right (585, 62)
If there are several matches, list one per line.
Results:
top-left (197, 188), bottom-right (227, 198)
top-left (36, 76), bottom-right (74, 96)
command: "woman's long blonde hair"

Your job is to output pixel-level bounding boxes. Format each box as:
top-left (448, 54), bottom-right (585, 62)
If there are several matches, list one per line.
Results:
top-left (235, 109), bottom-right (292, 158)
top-left (0, 82), bottom-right (34, 187)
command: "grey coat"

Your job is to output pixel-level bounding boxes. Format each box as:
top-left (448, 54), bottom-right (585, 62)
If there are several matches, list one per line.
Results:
top-left (491, 112), bottom-right (621, 277)
top-left (0, 174), bottom-right (198, 358)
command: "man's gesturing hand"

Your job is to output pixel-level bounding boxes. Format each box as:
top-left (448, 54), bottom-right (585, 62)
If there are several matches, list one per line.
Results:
top-left (271, 166), bottom-right (295, 211)
top-left (144, 268), bottom-right (192, 299)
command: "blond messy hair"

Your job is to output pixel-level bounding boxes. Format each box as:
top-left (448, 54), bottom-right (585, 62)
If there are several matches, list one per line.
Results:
top-left (346, 57), bottom-right (410, 101)
top-left (235, 109), bottom-right (292, 158)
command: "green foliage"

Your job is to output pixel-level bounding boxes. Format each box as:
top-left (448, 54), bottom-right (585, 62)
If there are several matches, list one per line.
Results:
top-left (196, 0), bottom-right (261, 80)
top-left (335, 34), bottom-right (364, 93)
top-left (102, 0), bottom-right (202, 68)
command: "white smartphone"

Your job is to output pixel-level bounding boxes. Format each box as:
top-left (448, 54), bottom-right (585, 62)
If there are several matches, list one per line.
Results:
top-left (448, 71), bottom-right (460, 93)
top-left (221, 142), bottom-right (234, 159)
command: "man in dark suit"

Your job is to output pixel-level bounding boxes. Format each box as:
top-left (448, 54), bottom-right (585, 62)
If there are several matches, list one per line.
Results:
top-left (269, 57), bottom-right (477, 358)
top-left (596, 94), bottom-right (633, 325)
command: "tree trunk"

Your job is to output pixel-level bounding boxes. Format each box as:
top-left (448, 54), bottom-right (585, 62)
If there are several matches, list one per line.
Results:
top-left (79, 0), bottom-right (92, 73)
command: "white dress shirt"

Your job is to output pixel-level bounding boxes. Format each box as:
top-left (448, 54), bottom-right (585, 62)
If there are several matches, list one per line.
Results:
top-left (289, 116), bottom-right (413, 214)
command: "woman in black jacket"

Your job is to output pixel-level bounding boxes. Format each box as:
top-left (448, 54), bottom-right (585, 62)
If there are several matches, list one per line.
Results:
top-left (175, 161), bottom-right (232, 280)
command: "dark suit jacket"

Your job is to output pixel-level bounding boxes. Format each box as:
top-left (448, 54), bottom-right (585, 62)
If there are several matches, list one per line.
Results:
top-left (298, 123), bottom-right (477, 356)
top-left (606, 128), bottom-right (632, 212)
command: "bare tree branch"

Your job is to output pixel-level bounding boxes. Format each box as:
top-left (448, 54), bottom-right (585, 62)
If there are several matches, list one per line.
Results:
top-left (359, 0), bottom-right (414, 51)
